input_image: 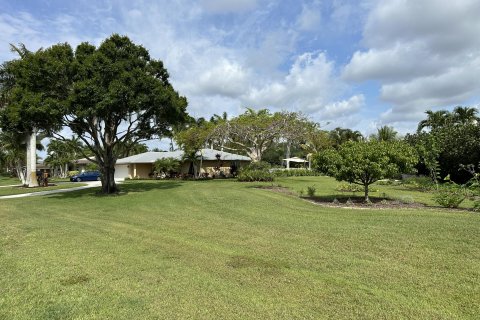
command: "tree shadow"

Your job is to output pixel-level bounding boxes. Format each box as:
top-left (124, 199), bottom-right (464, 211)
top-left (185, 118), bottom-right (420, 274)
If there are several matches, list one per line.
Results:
top-left (46, 181), bottom-right (184, 200)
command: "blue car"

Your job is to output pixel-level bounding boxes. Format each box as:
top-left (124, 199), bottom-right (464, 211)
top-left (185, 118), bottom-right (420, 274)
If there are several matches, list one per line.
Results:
top-left (70, 171), bottom-right (101, 182)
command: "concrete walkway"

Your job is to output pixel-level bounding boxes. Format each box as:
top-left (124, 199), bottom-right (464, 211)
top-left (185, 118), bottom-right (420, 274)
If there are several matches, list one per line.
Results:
top-left (0, 181), bottom-right (102, 199)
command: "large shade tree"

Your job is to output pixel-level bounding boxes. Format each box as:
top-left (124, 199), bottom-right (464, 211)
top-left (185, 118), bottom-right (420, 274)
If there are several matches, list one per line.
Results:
top-left (211, 108), bottom-right (307, 162)
top-left (0, 44), bottom-right (71, 186)
top-left (52, 35), bottom-right (188, 193)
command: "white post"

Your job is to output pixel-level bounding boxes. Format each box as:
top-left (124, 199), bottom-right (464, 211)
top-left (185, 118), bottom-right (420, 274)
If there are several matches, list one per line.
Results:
top-left (286, 159), bottom-right (290, 170)
top-left (133, 163), bottom-right (137, 178)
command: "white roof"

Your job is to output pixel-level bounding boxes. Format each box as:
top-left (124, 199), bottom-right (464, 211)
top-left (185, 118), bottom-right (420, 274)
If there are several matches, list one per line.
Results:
top-left (116, 149), bottom-right (251, 164)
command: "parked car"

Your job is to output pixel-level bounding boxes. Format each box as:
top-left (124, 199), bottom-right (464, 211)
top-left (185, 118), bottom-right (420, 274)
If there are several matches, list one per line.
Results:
top-left (70, 171), bottom-right (101, 182)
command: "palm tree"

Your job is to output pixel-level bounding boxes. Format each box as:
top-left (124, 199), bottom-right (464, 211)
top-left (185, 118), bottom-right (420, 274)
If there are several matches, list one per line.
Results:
top-left (44, 137), bottom-right (83, 177)
top-left (452, 106), bottom-right (478, 125)
top-left (372, 126), bottom-right (398, 141)
top-left (329, 127), bottom-right (364, 146)
top-left (0, 130), bottom-right (27, 184)
top-left (417, 110), bottom-right (451, 132)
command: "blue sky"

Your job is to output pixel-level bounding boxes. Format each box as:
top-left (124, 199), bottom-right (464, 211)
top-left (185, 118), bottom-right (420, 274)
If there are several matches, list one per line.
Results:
top-left (1, 0), bottom-right (479, 139)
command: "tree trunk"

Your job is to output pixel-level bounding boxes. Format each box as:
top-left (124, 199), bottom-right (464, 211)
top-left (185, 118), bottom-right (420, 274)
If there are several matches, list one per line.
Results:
top-left (199, 153), bottom-right (203, 178)
top-left (364, 183), bottom-right (369, 202)
top-left (99, 147), bottom-right (118, 194)
top-left (100, 161), bottom-right (117, 193)
top-left (15, 163), bottom-right (27, 185)
top-left (26, 130), bottom-right (39, 187)
top-left (25, 134), bottom-right (31, 186)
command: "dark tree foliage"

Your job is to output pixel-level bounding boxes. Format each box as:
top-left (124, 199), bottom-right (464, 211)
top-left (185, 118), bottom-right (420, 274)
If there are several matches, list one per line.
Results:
top-left (409, 107), bottom-right (480, 183)
top-left (58, 35), bottom-right (188, 193)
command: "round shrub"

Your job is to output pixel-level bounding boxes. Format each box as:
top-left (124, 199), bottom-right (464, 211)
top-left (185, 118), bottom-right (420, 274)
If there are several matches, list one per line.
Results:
top-left (237, 162), bottom-right (274, 182)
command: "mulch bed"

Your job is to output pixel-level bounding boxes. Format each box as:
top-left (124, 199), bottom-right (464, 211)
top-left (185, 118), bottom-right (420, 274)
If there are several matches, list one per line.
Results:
top-left (257, 186), bottom-right (427, 209)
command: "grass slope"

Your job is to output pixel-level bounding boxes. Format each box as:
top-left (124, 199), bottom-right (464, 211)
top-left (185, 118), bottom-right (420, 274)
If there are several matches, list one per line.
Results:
top-left (0, 178), bottom-right (479, 319)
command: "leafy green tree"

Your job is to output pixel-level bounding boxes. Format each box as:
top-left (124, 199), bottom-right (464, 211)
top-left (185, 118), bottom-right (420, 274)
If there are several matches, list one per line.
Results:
top-left (175, 121), bottom-right (213, 178)
top-left (0, 43), bottom-right (71, 186)
top-left (411, 106), bottom-right (480, 183)
top-left (52, 35), bottom-right (188, 193)
top-left (313, 141), bottom-right (418, 201)
top-left (212, 108), bottom-right (299, 162)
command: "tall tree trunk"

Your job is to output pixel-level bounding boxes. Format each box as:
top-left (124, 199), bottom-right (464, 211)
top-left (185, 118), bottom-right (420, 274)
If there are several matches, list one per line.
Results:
top-left (199, 152), bottom-right (203, 178)
top-left (26, 130), bottom-right (38, 187)
top-left (25, 133), bottom-right (31, 186)
top-left (99, 147), bottom-right (118, 194)
top-left (15, 163), bottom-right (27, 185)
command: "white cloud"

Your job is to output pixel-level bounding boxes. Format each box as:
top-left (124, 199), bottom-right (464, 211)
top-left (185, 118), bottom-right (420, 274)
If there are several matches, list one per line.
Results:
top-left (194, 59), bottom-right (251, 97)
top-left (343, 0), bottom-right (480, 123)
top-left (319, 94), bottom-right (365, 119)
top-left (242, 52), bottom-right (342, 114)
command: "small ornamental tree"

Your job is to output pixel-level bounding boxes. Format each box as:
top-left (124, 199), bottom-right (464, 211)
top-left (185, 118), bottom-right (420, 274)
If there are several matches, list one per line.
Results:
top-left (313, 140), bottom-right (418, 201)
top-left (175, 122), bottom-right (213, 178)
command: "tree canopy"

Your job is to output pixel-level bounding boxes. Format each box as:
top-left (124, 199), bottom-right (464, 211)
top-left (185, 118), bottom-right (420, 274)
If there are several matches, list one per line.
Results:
top-left (313, 141), bottom-right (418, 201)
top-left (1, 35), bottom-right (189, 193)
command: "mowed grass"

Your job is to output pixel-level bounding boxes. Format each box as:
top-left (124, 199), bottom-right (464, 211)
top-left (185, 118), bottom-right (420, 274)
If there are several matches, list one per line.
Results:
top-left (0, 177), bottom-right (21, 186)
top-left (277, 176), bottom-right (476, 208)
top-left (0, 182), bottom-right (86, 197)
top-left (0, 178), bottom-right (479, 319)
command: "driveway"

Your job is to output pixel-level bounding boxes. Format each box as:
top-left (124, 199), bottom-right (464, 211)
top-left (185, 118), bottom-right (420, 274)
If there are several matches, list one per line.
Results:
top-left (0, 181), bottom-right (104, 199)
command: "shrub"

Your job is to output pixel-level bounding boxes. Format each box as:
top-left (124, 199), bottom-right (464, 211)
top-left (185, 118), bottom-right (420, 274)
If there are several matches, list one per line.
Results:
top-left (473, 199), bottom-right (480, 212)
top-left (336, 183), bottom-right (362, 192)
top-left (433, 185), bottom-right (466, 208)
top-left (307, 186), bottom-right (316, 197)
top-left (273, 169), bottom-right (321, 177)
top-left (403, 176), bottom-right (435, 191)
top-left (68, 171), bottom-right (79, 177)
top-left (237, 162), bottom-right (274, 182)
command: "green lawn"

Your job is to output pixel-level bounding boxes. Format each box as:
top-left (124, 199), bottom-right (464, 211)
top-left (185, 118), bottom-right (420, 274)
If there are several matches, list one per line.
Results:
top-left (0, 177), bottom-right (21, 186)
top-left (277, 176), bottom-right (476, 208)
top-left (0, 182), bottom-right (87, 197)
top-left (0, 178), bottom-right (479, 319)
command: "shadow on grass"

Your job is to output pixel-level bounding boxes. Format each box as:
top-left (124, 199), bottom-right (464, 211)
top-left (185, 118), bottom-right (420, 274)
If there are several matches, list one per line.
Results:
top-left (47, 181), bottom-right (184, 200)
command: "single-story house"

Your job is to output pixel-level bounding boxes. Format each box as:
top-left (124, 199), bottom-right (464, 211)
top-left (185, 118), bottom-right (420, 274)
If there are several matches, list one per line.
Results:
top-left (114, 149), bottom-right (251, 180)
top-left (72, 158), bottom-right (92, 172)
